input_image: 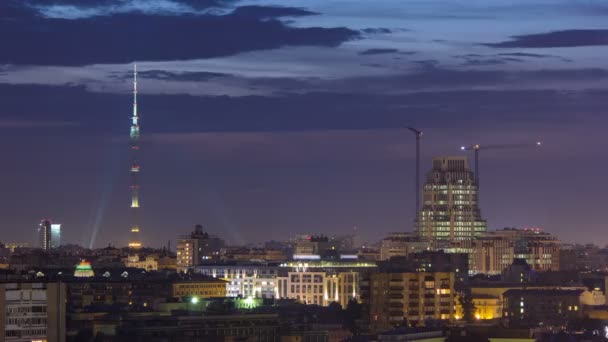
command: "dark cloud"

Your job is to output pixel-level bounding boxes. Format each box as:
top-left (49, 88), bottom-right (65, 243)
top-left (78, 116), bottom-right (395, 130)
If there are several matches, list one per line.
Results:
top-left (112, 70), bottom-right (230, 82)
top-left (454, 54), bottom-right (524, 66)
top-left (361, 28), bottom-right (392, 34)
top-left (0, 2), bottom-right (358, 66)
top-left (461, 58), bottom-right (508, 66)
top-left (485, 29), bottom-right (608, 48)
top-left (230, 5), bottom-right (316, 18)
top-left (358, 48), bottom-right (399, 55)
top-left (23, 0), bottom-right (232, 10)
top-left (1, 81), bottom-right (604, 139)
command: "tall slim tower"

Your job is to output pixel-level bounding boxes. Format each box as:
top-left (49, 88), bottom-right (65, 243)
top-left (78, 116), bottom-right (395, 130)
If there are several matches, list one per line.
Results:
top-left (128, 64), bottom-right (142, 249)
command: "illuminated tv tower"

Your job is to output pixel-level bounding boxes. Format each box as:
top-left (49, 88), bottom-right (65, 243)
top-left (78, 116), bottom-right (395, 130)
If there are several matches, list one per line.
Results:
top-left (128, 64), bottom-right (142, 249)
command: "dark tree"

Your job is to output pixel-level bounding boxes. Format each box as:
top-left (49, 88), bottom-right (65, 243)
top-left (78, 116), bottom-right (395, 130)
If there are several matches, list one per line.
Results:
top-left (345, 299), bottom-right (362, 335)
top-left (459, 292), bottom-right (476, 323)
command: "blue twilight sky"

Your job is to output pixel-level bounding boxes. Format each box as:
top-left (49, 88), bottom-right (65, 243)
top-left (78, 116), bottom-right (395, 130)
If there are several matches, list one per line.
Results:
top-left (0, 0), bottom-right (607, 248)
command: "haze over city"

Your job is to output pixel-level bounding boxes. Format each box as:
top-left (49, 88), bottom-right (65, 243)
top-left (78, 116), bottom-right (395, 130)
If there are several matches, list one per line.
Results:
top-left (1, 0), bottom-right (607, 247)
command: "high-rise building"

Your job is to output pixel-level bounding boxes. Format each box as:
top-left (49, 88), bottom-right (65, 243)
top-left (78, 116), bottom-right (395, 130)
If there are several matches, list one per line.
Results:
top-left (176, 225), bottom-right (225, 272)
top-left (38, 219), bottom-right (51, 250)
top-left (50, 223), bottom-right (61, 248)
top-left (417, 156), bottom-right (486, 244)
top-left (129, 64), bottom-right (142, 249)
top-left (38, 220), bottom-right (60, 250)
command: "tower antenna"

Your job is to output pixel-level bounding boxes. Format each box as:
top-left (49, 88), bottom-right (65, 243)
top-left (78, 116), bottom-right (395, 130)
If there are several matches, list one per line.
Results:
top-left (129, 63), bottom-right (142, 249)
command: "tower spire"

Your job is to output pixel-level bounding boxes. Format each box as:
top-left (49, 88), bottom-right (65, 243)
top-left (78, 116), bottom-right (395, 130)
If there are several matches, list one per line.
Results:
top-left (129, 63), bottom-right (142, 249)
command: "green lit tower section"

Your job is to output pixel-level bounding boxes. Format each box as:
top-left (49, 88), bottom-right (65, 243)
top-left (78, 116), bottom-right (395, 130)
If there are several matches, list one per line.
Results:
top-left (129, 64), bottom-right (142, 249)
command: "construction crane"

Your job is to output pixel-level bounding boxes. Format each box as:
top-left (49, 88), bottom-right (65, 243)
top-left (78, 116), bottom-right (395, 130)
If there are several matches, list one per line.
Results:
top-left (407, 127), bottom-right (423, 222)
top-left (460, 141), bottom-right (542, 198)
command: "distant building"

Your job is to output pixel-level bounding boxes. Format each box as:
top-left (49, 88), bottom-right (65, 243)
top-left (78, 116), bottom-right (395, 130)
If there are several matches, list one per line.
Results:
top-left (294, 235), bottom-right (331, 256)
top-left (277, 270), bottom-right (360, 308)
top-left (171, 278), bottom-right (227, 299)
top-left (176, 224), bottom-right (225, 272)
top-left (50, 224), bottom-right (61, 249)
top-left (472, 228), bottom-right (560, 274)
top-left (38, 219), bottom-right (51, 250)
top-left (275, 259), bottom-right (376, 307)
top-left (38, 220), bottom-right (61, 250)
top-left (417, 156), bottom-right (486, 244)
top-left (503, 289), bottom-right (589, 327)
top-left (408, 250), bottom-right (469, 287)
top-left (379, 232), bottom-right (427, 261)
top-left (125, 254), bottom-right (158, 271)
top-left (0, 282), bottom-right (66, 342)
top-left (220, 247), bottom-right (288, 262)
top-left (367, 270), bottom-right (455, 331)
top-left (3, 242), bottom-right (30, 253)
top-left (196, 263), bottom-right (281, 299)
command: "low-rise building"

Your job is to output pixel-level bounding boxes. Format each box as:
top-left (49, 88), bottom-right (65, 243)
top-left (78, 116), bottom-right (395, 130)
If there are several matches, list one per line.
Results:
top-left (196, 263), bottom-right (281, 299)
top-left (277, 270), bottom-right (359, 307)
top-left (503, 289), bottom-right (589, 327)
top-left (379, 233), bottom-right (427, 261)
top-left (171, 278), bottom-right (227, 299)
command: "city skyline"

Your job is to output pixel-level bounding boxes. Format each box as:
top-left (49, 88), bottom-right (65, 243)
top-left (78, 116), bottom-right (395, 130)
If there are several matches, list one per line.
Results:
top-left (1, 0), bottom-right (607, 247)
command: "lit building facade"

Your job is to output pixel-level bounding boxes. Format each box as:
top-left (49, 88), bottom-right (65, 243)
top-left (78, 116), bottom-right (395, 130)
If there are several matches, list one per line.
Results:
top-left (38, 219), bottom-right (60, 250)
top-left (276, 260), bottom-right (375, 308)
top-left (195, 263), bottom-right (281, 299)
top-left (417, 157), bottom-right (486, 244)
top-left (471, 228), bottom-right (560, 274)
top-left (367, 271), bottom-right (455, 331)
top-left (171, 279), bottom-right (227, 299)
top-left (277, 271), bottom-right (360, 308)
top-left (125, 254), bottom-right (159, 271)
top-left (177, 225), bottom-right (225, 272)
top-left (0, 282), bottom-right (66, 342)
top-left (471, 235), bottom-right (515, 275)
top-left (51, 224), bottom-right (61, 248)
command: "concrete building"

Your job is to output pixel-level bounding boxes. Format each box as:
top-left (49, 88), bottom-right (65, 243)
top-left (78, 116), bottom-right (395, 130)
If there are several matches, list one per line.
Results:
top-left (38, 219), bottom-right (61, 250)
top-left (367, 270), bottom-right (455, 331)
top-left (276, 260), bottom-right (376, 308)
top-left (471, 233), bottom-right (514, 275)
top-left (472, 228), bottom-right (560, 274)
top-left (417, 157), bottom-right (486, 244)
top-left (293, 235), bottom-right (331, 256)
top-left (176, 224), bottom-right (225, 272)
top-left (124, 254), bottom-right (159, 271)
top-left (277, 270), bottom-right (360, 308)
top-left (379, 232), bottom-right (427, 261)
top-left (503, 289), bottom-right (589, 327)
top-left (195, 263), bottom-right (281, 299)
top-left (0, 282), bottom-right (66, 342)
top-left (171, 279), bottom-right (227, 299)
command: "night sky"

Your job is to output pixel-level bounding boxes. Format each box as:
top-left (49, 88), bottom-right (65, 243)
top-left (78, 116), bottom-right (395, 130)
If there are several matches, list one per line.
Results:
top-left (1, 0), bottom-right (607, 248)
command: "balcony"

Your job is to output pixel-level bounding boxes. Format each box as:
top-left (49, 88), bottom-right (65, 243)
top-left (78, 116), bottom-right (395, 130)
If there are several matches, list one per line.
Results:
top-left (389, 294), bottom-right (404, 299)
